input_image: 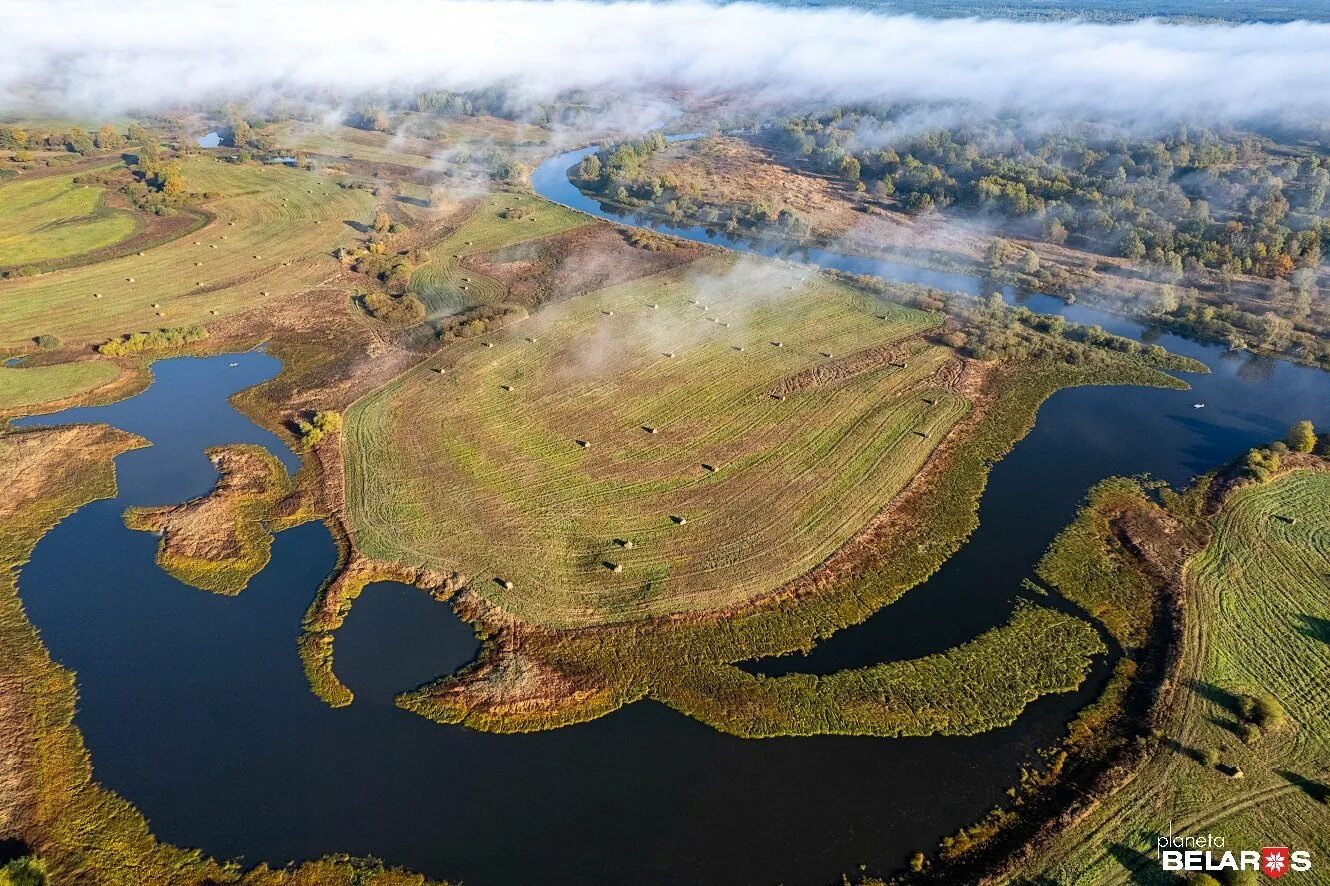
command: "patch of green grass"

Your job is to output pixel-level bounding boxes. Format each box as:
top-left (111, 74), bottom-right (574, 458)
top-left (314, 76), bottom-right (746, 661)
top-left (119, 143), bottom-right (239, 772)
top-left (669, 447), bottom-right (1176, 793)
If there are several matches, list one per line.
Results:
top-left (0, 169), bottom-right (139, 267)
top-left (409, 193), bottom-right (587, 315)
top-left (0, 360), bottom-right (118, 412)
top-left (1024, 468), bottom-right (1330, 884)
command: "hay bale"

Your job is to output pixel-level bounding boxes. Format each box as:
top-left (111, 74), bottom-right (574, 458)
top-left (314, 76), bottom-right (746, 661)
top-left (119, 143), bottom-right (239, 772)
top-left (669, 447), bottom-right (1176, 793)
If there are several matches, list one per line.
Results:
top-left (126, 277), bottom-right (135, 283)
top-left (772, 393), bottom-right (785, 401)
top-left (151, 303), bottom-right (160, 308)
top-left (922, 398), bottom-right (936, 405)
top-left (500, 384), bottom-right (514, 392)
top-left (617, 539), bottom-right (635, 550)
top-left (482, 342), bottom-right (494, 348)
top-left (643, 426), bottom-right (658, 435)
top-left (496, 577), bottom-right (514, 590)
top-left (576, 439), bottom-right (591, 448)
top-left (664, 352), bottom-right (675, 358)
top-left (701, 463), bottom-right (718, 473)
top-left (670, 515), bottom-right (688, 525)
top-left (913, 430), bottom-right (928, 438)
top-left (605, 562), bottom-right (623, 573)
top-left (771, 341), bottom-right (783, 347)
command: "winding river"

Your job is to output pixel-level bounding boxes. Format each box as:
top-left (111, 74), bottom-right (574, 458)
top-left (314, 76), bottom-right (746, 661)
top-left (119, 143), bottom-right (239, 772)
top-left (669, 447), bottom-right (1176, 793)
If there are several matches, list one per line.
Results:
top-left (11, 148), bottom-right (1329, 885)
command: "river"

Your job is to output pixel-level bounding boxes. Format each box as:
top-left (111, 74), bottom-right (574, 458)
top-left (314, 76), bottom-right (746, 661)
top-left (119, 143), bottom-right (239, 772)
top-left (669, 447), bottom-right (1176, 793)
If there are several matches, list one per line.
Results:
top-left (9, 148), bottom-right (1328, 885)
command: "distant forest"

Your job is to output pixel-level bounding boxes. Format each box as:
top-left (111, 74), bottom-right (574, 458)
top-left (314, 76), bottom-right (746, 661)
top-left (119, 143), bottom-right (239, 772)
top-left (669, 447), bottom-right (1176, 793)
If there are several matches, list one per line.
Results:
top-left (745, 0), bottom-right (1330, 23)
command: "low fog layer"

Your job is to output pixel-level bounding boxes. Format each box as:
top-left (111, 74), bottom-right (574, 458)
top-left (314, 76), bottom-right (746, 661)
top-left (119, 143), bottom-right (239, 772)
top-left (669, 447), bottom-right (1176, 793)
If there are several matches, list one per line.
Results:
top-left (4, 0), bottom-right (1330, 122)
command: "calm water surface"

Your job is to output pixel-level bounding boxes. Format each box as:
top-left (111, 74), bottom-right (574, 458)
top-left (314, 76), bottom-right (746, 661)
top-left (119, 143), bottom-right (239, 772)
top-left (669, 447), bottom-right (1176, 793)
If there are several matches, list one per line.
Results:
top-left (10, 151), bottom-right (1328, 885)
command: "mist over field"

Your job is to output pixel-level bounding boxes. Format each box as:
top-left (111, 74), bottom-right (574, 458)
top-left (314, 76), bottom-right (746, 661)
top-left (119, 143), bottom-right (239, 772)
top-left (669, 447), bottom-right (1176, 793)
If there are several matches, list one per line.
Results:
top-left (3, 0), bottom-right (1330, 123)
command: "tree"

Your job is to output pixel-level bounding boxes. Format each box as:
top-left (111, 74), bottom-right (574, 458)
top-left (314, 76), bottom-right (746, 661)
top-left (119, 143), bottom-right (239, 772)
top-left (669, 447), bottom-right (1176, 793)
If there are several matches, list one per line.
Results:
top-left (1021, 250), bottom-right (1040, 274)
top-left (908, 852), bottom-right (925, 873)
top-left (297, 410), bottom-right (343, 448)
top-left (1200, 747), bottom-right (1221, 768)
top-left (230, 120), bottom-right (253, 149)
top-left (64, 126), bottom-right (93, 154)
top-left (1288, 420), bottom-right (1317, 453)
top-left (94, 123), bottom-right (123, 150)
top-left (373, 211), bottom-right (392, 233)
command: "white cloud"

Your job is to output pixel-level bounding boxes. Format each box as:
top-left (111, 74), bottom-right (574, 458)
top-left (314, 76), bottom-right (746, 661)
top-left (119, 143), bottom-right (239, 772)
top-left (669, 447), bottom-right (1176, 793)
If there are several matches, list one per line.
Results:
top-left (3, 0), bottom-right (1330, 123)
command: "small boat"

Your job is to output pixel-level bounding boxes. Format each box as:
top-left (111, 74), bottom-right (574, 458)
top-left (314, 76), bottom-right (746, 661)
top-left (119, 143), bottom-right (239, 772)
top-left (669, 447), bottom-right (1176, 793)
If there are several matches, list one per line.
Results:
top-left (1193, 403), bottom-right (1205, 408)
top-left (229, 362), bottom-right (239, 367)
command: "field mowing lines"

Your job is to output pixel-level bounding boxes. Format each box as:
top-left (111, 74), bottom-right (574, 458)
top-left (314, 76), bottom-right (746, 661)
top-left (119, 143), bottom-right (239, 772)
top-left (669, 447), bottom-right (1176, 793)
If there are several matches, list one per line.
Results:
top-left (0, 158), bottom-right (370, 345)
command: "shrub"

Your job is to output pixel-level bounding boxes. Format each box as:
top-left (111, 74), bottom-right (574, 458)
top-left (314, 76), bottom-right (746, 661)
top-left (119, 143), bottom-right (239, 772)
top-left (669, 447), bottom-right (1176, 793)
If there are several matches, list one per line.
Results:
top-left (297, 410), bottom-right (343, 448)
top-left (1240, 693), bottom-right (1287, 731)
top-left (97, 325), bottom-right (207, 356)
top-left (360, 291), bottom-right (425, 326)
top-left (0, 856), bottom-right (48, 886)
top-left (33, 334), bottom-right (60, 351)
top-left (1200, 747), bottom-right (1221, 768)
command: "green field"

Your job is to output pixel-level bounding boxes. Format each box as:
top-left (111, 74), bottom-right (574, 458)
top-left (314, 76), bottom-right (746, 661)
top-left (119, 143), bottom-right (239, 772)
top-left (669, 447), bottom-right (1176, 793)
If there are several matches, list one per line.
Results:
top-left (0, 169), bottom-right (139, 267)
top-left (408, 193), bottom-right (588, 315)
top-left (0, 157), bottom-right (372, 348)
top-left (1026, 469), bottom-right (1330, 884)
top-left (349, 255), bottom-right (962, 628)
top-left (0, 360), bottom-right (119, 412)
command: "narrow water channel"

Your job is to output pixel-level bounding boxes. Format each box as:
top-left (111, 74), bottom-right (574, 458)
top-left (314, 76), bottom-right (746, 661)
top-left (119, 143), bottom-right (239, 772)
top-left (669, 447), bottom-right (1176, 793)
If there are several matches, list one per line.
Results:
top-left (8, 152), bottom-right (1327, 885)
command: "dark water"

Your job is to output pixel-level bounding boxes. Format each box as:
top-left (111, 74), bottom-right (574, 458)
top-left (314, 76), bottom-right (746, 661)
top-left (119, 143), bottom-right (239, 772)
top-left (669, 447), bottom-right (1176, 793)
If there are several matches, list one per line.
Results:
top-left (8, 154), bottom-right (1328, 885)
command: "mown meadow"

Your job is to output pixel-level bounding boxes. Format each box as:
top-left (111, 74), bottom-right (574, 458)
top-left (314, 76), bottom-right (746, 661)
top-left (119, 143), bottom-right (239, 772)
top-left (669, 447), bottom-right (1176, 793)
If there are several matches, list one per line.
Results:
top-left (1022, 468), bottom-right (1330, 884)
top-left (0, 157), bottom-right (371, 349)
top-left (0, 168), bottom-right (140, 268)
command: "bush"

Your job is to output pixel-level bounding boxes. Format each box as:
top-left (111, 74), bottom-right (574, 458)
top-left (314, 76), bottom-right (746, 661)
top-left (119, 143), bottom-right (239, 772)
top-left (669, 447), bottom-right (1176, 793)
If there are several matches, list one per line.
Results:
top-left (360, 291), bottom-right (425, 326)
top-left (97, 325), bottom-right (208, 356)
top-left (297, 410), bottom-right (342, 448)
top-left (1240, 693), bottom-right (1287, 731)
top-left (0, 856), bottom-right (48, 886)
top-left (1200, 747), bottom-right (1221, 768)
top-left (33, 334), bottom-right (60, 351)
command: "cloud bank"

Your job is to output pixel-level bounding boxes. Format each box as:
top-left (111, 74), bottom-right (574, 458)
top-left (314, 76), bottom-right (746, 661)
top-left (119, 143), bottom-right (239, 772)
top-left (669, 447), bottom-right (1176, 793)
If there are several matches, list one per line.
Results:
top-left (4, 0), bottom-right (1330, 123)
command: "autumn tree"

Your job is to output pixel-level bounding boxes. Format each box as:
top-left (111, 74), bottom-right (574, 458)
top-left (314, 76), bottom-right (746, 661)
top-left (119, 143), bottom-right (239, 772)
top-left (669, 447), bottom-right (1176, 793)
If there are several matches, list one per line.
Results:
top-left (1289, 420), bottom-right (1317, 453)
top-left (94, 123), bottom-right (124, 150)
